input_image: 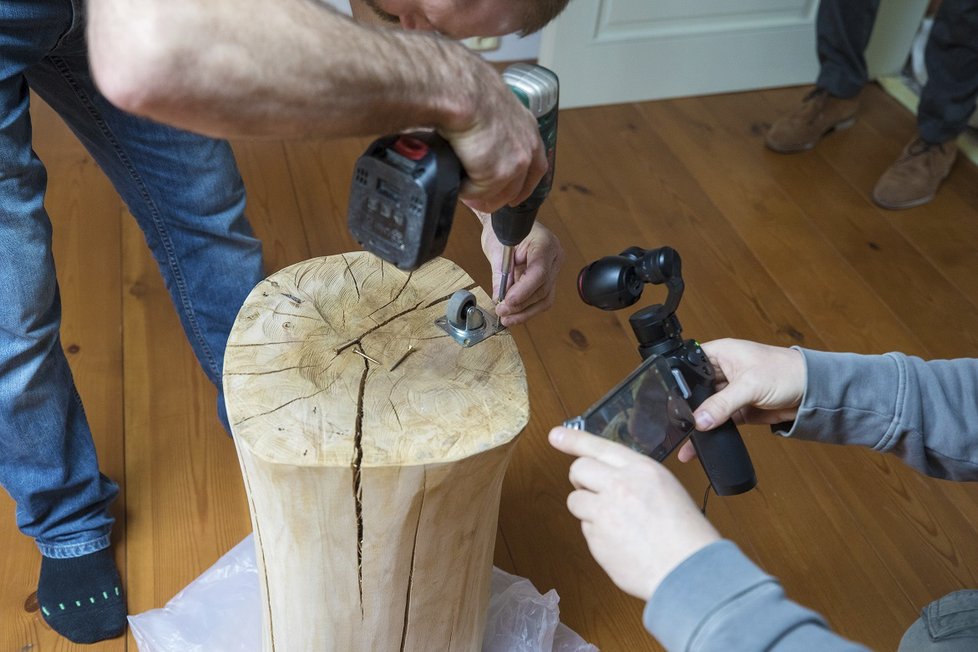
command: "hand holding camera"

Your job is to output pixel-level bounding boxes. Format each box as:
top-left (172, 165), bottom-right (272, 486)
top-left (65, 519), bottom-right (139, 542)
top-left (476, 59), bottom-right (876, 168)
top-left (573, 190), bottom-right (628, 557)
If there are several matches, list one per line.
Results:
top-left (566, 246), bottom-right (757, 497)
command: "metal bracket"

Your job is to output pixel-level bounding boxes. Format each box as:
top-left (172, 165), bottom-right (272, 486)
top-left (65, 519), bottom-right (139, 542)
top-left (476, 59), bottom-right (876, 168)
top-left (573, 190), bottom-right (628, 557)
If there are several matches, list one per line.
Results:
top-left (435, 289), bottom-right (505, 347)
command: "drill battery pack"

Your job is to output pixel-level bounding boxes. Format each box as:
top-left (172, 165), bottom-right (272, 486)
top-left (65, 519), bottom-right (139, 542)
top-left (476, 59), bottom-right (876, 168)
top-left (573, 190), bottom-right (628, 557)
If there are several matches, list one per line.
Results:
top-left (347, 132), bottom-right (462, 271)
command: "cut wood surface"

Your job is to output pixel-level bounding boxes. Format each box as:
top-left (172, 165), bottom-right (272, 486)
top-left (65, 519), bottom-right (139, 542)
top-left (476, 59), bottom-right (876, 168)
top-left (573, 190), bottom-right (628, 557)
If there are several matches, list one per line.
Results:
top-left (225, 253), bottom-right (528, 651)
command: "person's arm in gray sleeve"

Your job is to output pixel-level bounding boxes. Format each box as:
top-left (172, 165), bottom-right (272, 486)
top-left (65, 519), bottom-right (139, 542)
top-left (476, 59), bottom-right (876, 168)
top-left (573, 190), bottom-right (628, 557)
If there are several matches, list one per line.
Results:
top-left (554, 341), bottom-right (978, 651)
top-left (547, 426), bottom-right (858, 650)
top-left (784, 349), bottom-right (978, 480)
top-left (644, 540), bottom-right (870, 651)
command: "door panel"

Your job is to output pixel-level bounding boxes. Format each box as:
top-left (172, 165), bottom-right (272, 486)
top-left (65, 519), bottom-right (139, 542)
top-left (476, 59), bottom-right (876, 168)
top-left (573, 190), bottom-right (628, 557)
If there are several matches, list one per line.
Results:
top-left (540, 0), bottom-right (819, 108)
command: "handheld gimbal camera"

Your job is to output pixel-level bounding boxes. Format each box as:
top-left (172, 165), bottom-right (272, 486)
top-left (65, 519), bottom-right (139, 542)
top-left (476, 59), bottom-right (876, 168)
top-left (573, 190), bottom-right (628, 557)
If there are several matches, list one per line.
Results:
top-left (575, 246), bottom-right (757, 496)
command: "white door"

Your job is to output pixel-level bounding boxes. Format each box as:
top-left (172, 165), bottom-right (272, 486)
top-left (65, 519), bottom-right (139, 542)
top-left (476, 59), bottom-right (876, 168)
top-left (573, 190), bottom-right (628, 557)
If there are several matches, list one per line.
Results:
top-left (539, 0), bottom-right (927, 109)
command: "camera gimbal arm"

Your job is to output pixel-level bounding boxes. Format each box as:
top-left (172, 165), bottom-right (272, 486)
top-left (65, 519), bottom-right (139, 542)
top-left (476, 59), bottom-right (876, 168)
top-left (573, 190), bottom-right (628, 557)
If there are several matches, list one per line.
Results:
top-left (622, 246), bottom-right (684, 324)
top-left (577, 246), bottom-right (757, 496)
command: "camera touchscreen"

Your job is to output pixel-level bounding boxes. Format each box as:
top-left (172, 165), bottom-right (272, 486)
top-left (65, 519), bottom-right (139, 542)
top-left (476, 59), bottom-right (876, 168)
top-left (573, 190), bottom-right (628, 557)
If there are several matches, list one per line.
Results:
top-left (564, 355), bottom-right (696, 461)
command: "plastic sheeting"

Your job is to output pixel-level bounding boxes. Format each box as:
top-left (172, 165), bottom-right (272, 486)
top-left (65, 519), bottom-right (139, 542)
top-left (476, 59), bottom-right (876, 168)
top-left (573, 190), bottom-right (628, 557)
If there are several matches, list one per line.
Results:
top-left (129, 534), bottom-right (598, 652)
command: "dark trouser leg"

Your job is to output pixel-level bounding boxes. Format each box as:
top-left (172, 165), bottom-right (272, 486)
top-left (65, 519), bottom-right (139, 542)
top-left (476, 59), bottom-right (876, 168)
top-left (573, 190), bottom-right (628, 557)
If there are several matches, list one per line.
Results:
top-left (918, 0), bottom-right (978, 143)
top-left (815, 0), bottom-right (882, 98)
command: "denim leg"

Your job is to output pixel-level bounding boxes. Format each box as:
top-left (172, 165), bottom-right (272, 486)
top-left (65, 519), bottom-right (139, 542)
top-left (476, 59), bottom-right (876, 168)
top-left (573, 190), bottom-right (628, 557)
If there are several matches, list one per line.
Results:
top-left (815, 0), bottom-right (882, 98)
top-left (26, 26), bottom-right (265, 431)
top-left (0, 0), bottom-right (117, 558)
top-left (918, 0), bottom-right (978, 144)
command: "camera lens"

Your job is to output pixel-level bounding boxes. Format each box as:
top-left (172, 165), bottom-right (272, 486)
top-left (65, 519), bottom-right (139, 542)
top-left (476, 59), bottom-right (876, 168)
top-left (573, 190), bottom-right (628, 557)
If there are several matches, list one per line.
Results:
top-left (577, 256), bottom-right (643, 310)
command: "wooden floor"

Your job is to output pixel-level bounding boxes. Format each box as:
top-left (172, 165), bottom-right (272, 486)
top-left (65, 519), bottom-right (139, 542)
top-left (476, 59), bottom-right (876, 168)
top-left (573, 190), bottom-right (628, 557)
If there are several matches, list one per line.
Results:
top-left (4, 83), bottom-right (978, 651)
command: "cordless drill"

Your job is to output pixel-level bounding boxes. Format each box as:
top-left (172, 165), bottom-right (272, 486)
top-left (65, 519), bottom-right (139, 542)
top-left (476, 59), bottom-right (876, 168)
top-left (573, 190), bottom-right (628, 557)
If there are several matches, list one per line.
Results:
top-left (491, 63), bottom-right (559, 302)
top-left (348, 64), bottom-right (559, 280)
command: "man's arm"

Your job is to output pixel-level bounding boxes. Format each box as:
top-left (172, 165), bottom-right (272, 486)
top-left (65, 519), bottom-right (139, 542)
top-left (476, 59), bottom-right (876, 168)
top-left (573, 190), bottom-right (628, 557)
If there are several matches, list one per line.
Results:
top-left (86, 0), bottom-right (545, 212)
top-left (87, 0), bottom-right (481, 138)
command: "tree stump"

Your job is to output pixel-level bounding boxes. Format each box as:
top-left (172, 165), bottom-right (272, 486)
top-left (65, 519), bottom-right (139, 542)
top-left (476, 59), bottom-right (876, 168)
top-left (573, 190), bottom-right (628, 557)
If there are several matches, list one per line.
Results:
top-left (223, 252), bottom-right (528, 651)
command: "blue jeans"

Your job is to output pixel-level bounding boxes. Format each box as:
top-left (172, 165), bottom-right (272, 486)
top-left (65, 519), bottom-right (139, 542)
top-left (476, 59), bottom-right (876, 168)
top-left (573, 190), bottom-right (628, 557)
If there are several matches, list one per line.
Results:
top-left (816, 0), bottom-right (978, 143)
top-left (0, 0), bottom-right (264, 558)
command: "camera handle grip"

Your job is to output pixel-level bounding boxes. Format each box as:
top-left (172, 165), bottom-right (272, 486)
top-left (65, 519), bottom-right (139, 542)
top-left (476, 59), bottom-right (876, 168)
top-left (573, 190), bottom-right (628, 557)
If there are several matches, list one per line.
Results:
top-left (687, 385), bottom-right (757, 496)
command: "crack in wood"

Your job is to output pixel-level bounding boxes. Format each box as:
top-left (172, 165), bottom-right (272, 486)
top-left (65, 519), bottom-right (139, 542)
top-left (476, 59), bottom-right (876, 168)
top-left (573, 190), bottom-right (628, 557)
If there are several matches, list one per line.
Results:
top-left (414, 333), bottom-right (452, 341)
top-left (333, 300), bottom-right (428, 358)
top-left (232, 386), bottom-right (331, 427)
top-left (241, 470), bottom-right (276, 650)
top-left (225, 364), bottom-right (320, 377)
top-left (272, 309), bottom-right (320, 321)
top-left (295, 262), bottom-right (315, 291)
top-left (452, 361), bottom-right (519, 377)
top-left (309, 297), bottom-right (333, 330)
top-left (388, 397), bottom-right (402, 429)
top-left (341, 254), bottom-right (361, 301)
top-left (360, 266), bottom-right (384, 289)
top-left (399, 468), bottom-right (426, 652)
top-left (362, 300), bottom-right (425, 338)
top-left (368, 271), bottom-right (414, 319)
top-left (228, 340), bottom-right (305, 348)
top-left (353, 357), bottom-right (368, 618)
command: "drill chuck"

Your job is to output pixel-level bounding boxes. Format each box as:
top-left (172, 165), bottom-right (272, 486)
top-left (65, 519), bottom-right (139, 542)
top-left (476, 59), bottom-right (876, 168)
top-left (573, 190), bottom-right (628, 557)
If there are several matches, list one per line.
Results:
top-left (503, 63), bottom-right (560, 119)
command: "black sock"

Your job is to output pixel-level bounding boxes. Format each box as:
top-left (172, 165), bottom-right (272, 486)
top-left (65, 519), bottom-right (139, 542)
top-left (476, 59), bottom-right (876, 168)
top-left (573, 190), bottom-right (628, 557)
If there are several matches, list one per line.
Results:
top-left (37, 548), bottom-right (127, 643)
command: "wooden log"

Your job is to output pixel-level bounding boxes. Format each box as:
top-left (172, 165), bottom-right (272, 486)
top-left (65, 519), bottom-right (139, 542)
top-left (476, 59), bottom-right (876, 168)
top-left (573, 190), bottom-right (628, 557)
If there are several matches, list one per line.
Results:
top-left (223, 252), bottom-right (528, 651)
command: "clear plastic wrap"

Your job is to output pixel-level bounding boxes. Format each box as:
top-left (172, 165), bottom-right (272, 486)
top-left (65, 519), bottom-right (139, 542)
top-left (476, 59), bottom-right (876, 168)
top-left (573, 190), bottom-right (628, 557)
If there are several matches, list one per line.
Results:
top-left (129, 534), bottom-right (598, 652)
top-left (483, 567), bottom-right (598, 652)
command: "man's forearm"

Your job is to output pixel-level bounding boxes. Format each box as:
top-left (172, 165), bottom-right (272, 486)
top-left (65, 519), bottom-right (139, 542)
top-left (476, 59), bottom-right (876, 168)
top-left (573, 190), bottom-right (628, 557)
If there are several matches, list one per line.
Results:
top-left (87, 0), bottom-right (485, 139)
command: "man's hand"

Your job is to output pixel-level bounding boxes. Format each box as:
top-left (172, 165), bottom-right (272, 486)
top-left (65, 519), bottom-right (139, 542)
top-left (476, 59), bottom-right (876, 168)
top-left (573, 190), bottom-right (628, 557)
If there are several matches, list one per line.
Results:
top-left (678, 338), bottom-right (806, 462)
top-left (475, 212), bottom-right (562, 326)
top-left (443, 72), bottom-right (549, 213)
top-left (549, 427), bottom-right (721, 602)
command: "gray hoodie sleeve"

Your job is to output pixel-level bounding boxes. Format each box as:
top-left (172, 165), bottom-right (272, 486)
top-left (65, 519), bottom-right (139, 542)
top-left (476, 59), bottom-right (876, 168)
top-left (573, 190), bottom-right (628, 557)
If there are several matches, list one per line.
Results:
top-left (644, 540), bottom-right (869, 651)
top-left (643, 350), bottom-right (978, 649)
top-left (779, 348), bottom-right (978, 480)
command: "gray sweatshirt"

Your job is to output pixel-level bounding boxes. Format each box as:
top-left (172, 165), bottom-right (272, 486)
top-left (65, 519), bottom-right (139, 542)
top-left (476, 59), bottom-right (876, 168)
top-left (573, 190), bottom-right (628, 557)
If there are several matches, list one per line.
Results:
top-left (643, 348), bottom-right (978, 650)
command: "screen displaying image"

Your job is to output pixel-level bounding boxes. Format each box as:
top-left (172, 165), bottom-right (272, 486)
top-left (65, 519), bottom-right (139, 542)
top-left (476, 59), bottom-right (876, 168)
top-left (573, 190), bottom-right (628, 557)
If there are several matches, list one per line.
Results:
top-left (569, 355), bottom-right (695, 461)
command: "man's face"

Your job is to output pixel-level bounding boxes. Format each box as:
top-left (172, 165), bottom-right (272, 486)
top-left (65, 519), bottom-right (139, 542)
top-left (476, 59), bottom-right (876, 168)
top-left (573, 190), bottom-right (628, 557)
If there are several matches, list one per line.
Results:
top-left (353, 0), bottom-right (523, 39)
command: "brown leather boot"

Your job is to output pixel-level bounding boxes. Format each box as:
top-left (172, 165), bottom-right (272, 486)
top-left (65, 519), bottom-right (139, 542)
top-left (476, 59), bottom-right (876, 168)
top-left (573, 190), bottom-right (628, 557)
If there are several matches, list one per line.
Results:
top-left (872, 137), bottom-right (957, 210)
top-left (765, 88), bottom-right (859, 153)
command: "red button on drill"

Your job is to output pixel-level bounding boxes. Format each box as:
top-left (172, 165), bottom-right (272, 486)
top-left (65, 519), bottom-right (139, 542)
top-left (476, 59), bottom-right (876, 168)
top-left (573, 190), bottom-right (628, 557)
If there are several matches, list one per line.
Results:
top-left (392, 136), bottom-right (429, 161)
